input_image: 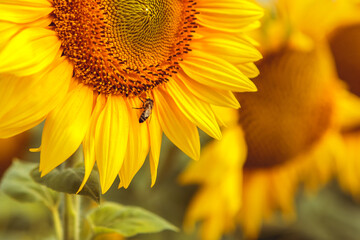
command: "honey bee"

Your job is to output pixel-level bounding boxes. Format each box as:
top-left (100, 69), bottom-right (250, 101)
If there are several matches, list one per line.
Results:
top-left (134, 96), bottom-right (154, 123)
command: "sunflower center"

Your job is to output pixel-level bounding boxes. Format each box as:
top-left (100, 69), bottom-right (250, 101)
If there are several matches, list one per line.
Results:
top-left (238, 47), bottom-right (335, 169)
top-left (329, 24), bottom-right (360, 134)
top-left (52, 0), bottom-right (198, 96)
top-left (330, 24), bottom-right (360, 97)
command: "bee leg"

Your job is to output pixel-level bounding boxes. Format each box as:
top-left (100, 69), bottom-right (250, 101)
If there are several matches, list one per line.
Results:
top-left (139, 96), bottom-right (145, 104)
top-left (134, 98), bottom-right (144, 109)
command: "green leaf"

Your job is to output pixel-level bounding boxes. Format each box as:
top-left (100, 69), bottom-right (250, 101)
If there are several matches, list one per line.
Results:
top-left (87, 202), bottom-right (179, 237)
top-left (0, 160), bottom-right (58, 206)
top-left (30, 167), bottom-right (101, 203)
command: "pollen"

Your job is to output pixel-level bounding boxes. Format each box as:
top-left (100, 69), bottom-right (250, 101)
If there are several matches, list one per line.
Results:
top-left (52, 0), bottom-right (198, 96)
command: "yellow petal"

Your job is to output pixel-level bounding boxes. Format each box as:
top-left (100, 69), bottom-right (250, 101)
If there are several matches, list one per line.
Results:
top-left (177, 70), bottom-right (240, 108)
top-left (0, 27), bottom-right (61, 76)
top-left (1, 0), bottom-right (51, 6)
top-left (237, 62), bottom-right (260, 78)
top-left (0, 23), bottom-right (20, 51)
top-left (77, 131), bottom-right (95, 193)
top-left (241, 173), bottom-right (267, 238)
top-left (0, 20), bottom-right (53, 51)
top-left (191, 36), bottom-right (262, 65)
top-left (148, 108), bottom-right (162, 187)
top-left (196, 0), bottom-right (263, 32)
top-left (0, 1), bottom-right (52, 24)
top-left (180, 126), bottom-right (245, 184)
top-left (118, 98), bottom-right (150, 189)
top-left (336, 90), bottom-right (360, 130)
top-left (153, 88), bottom-right (200, 160)
top-left (184, 187), bottom-right (222, 237)
top-left (211, 105), bottom-right (239, 127)
top-left (78, 95), bottom-right (106, 193)
top-left (181, 50), bottom-right (257, 92)
top-left (0, 59), bottom-right (73, 138)
top-left (182, 126), bottom-right (246, 240)
top-left (166, 78), bottom-right (222, 140)
top-left (40, 84), bottom-right (93, 175)
top-left (95, 96), bottom-right (129, 193)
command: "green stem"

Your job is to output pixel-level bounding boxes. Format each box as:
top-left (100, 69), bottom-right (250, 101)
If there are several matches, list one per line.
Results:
top-left (64, 193), bottom-right (80, 240)
top-left (51, 206), bottom-right (63, 240)
top-left (63, 147), bottom-right (84, 240)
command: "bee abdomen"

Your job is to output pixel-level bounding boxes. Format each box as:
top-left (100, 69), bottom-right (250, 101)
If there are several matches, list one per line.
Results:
top-left (139, 113), bottom-right (148, 123)
top-left (139, 115), bottom-right (146, 123)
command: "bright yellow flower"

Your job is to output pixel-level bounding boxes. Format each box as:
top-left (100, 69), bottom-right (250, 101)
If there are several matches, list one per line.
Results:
top-left (180, 125), bottom-right (246, 240)
top-left (181, 43), bottom-right (348, 239)
top-left (180, 0), bottom-right (360, 239)
top-left (255, 0), bottom-right (360, 53)
top-left (329, 23), bottom-right (360, 199)
top-left (0, 0), bottom-right (263, 193)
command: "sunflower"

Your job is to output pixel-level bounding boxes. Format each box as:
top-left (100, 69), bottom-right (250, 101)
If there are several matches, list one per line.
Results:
top-left (0, 132), bottom-right (29, 177)
top-left (0, 0), bottom-right (263, 193)
top-left (329, 23), bottom-right (360, 199)
top-left (181, 43), bottom-right (346, 240)
top-left (180, 0), bottom-right (360, 239)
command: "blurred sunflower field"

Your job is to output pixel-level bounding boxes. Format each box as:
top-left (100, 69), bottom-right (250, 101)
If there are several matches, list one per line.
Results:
top-left (1, 0), bottom-right (360, 240)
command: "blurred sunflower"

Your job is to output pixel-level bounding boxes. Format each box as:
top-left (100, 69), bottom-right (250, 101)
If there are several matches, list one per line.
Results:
top-left (0, 0), bottom-right (263, 193)
top-left (0, 132), bottom-right (30, 177)
top-left (329, 23), bottom-right (360, 199)
top-left (180, 0), bottom-right (360, 239)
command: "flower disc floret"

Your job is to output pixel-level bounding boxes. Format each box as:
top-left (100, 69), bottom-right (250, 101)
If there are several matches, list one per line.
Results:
top-left (53, 0), bottom-right (198, 96)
